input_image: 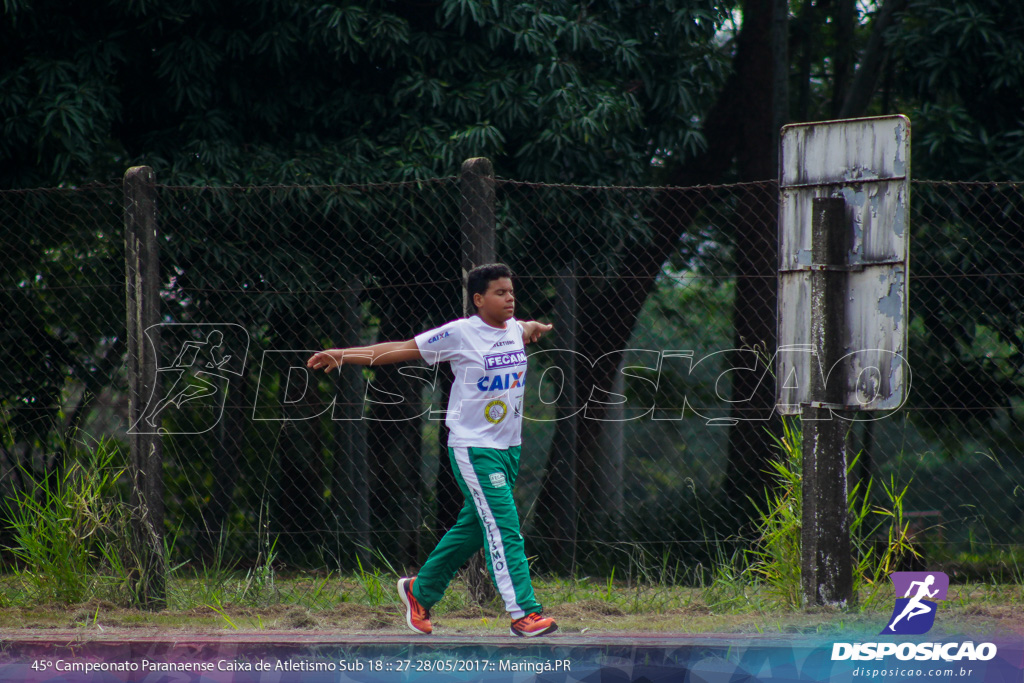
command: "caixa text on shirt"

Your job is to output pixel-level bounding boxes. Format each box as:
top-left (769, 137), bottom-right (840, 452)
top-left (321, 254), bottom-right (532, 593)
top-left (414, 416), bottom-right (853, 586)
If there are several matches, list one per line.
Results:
top-left (425, 330), bottom-right (451, 344)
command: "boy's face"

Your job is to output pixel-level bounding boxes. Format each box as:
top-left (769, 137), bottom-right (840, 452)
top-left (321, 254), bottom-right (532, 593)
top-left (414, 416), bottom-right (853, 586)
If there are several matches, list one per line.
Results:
top-left (474, 277), bottom-right (515, 323)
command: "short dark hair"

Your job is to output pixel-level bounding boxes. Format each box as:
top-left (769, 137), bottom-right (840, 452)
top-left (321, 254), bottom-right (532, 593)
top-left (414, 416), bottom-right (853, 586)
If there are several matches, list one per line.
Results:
top-left (467, 263), bottom-right (513, 310)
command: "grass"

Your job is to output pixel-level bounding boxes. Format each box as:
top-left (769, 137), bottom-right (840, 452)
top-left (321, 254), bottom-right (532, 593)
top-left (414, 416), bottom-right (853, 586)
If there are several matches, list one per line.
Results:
top-left (0, 573), bottom-right (1021, 637)
top-left (3, 435), bottom-right (130, 604)
top-left (2, 423), bottom-right (1021, 637)
top-left (738, 417), bottom-right (922, 611)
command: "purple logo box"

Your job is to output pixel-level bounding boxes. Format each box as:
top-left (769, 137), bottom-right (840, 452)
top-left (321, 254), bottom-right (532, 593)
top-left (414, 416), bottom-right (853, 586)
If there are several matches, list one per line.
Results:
top-left (484, 351), bottom-right (527, 370)
top-left (890, 572), bottom-right (949, 601)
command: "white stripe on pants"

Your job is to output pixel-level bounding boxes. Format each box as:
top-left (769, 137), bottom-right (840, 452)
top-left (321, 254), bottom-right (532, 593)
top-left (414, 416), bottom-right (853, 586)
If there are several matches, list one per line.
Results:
top-left (452, 446), bottom-right (524, 618)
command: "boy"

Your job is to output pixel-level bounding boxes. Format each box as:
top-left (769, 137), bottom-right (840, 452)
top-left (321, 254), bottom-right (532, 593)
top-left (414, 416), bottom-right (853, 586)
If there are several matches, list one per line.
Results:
top-left (307, 263), bottom-right (557, 637)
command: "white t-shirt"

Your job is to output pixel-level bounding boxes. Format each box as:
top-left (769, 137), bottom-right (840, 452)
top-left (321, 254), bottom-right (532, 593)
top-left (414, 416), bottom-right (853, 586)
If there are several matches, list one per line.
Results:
top-left (414, 315), bottom-right (527, 449)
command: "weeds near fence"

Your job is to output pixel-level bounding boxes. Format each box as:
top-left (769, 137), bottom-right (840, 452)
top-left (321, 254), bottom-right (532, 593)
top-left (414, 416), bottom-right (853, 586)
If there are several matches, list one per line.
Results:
top-left (354, 556), bottom-right (393, 608)
top-left (695, 417), bottom-right (921, 612)
top-left (857, 474), bottom-right (919, 603)
top-left (239, 504), bottom-right (279, 604)
top-left (172, 527), bottom-right (241, 608)
top-left (3, 435), bottom-right (132, 604)
top-left (740, 417), bottom-right (918, 610)
top-left (743, 417), bottom-right (805, 608)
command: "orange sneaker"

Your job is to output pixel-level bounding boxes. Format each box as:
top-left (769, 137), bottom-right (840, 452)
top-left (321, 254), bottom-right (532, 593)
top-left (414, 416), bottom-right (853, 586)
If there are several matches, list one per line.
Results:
top-left (510, 612), bottom-right (557, 637)
top-left (398, 577), bottom-right (432, 635)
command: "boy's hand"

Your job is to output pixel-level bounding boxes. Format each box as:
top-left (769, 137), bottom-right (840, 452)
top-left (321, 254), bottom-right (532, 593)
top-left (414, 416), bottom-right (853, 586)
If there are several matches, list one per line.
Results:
top-left (307, 350), bottom-right (342, 373)
top-left (522, 320), bottom-right (553, 344)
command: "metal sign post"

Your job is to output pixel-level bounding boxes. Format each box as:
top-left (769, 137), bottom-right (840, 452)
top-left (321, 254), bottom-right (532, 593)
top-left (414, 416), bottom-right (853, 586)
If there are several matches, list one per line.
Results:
top-left (777, 116), bottom-right (911, 607)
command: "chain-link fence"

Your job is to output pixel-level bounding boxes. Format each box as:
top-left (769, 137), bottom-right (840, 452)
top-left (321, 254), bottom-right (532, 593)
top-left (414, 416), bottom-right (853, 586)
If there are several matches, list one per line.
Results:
top-left (2, 170), bottom-right (1023, 593)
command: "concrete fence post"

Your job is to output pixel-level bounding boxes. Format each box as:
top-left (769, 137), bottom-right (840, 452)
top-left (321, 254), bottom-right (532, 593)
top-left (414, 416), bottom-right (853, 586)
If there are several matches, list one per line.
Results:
top-left (801, 196), bottom-right (853, 607)
top-left (124, 165), bottom-right (166, 609)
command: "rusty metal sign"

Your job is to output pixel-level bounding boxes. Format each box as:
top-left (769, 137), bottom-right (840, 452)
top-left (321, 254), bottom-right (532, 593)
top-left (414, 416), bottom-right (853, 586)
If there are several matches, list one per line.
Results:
top-left (777, 115), bottom-right (911, 415)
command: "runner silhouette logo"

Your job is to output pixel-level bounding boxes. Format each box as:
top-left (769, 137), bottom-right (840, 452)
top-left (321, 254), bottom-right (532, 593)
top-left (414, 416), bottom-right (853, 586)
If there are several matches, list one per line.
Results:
top-left (881, 571), bottom-right (949, 635)
top-left (129, 323), bottom-right (249, 435)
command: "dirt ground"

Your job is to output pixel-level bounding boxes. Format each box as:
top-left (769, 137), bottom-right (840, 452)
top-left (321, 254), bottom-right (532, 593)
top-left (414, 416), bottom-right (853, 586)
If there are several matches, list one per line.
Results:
top-left (2, 599), bottom-right (1022, 640)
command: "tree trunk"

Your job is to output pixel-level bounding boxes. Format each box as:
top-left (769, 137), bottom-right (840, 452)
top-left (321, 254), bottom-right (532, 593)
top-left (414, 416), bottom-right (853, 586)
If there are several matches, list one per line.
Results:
top-left (198, 366), bottom-right (247, 558)
top-left (722, 0), bottom-right (787, 522)
top-left (838, 0), bottom-right (908, 118)
top-left (583, 355), bottom-right (625, 541)
top-left (831, 0), bottom-right (857, 116)
top-left (332, 272), bottom-right (370, 570)
top-left (795, 0), bottom-right (829, 121)
top-left (561, 0), bottom-right (789, 540)
top-left (454, 157), bottom-right (498, 602)
top-left (532, 261), bottom-right (579, 573)
top-left (721, 183), bottom-right (781, 520)
top-left (367, 293), bottom-right (423, 568)
top-left (272, 313), bottom-right (326, 564)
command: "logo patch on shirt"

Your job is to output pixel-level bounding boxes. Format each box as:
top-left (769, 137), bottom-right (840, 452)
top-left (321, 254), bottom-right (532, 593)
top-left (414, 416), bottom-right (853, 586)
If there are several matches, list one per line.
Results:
top-left (484, 350), bottom-right (527, 370)
top-left (426, 330), bottom-right (450, 344)
top-left (484, 399), bottom-right (508, 424)
top-left (489, 472), bottom-right (507, 488)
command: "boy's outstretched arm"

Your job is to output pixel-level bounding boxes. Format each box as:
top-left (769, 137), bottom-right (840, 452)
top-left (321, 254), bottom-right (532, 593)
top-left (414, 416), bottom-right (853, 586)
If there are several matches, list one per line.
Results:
top-left (520, 320), bottom-right (554, 344)
top-left (307, 338), bottom-right (422, 373)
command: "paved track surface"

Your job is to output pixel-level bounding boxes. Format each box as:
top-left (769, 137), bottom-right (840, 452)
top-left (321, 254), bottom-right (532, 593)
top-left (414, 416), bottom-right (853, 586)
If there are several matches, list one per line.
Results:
top-left (0, 630), bottom-right (794, 645)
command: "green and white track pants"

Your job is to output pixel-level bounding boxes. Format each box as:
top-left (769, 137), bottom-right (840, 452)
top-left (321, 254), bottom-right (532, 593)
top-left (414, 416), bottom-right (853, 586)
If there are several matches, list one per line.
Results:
top-left (412, 445), bottom-right (541, 618)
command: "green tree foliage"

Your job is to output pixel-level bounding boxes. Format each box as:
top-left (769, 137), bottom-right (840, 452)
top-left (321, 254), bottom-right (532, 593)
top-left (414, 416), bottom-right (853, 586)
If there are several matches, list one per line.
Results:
top-left (885, 1), bottom-right (1024, 449)
top-left (2, 0), bottom-right (737, 564)
top-left (4, 0), bottom-right (1024, 567)
top-left (1, 0), bottom-right (729, 187)
top-left (894, 0), bottom-right (1024, 180)
top-left (0, 188), bottom-right (123, 452)
top-left (787, 0), bottom-right (1024, 180)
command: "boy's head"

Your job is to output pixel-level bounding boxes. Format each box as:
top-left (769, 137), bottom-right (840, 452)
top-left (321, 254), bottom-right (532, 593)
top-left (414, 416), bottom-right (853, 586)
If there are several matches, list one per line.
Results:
top-left (467, 263), bottom-right (515, 322)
